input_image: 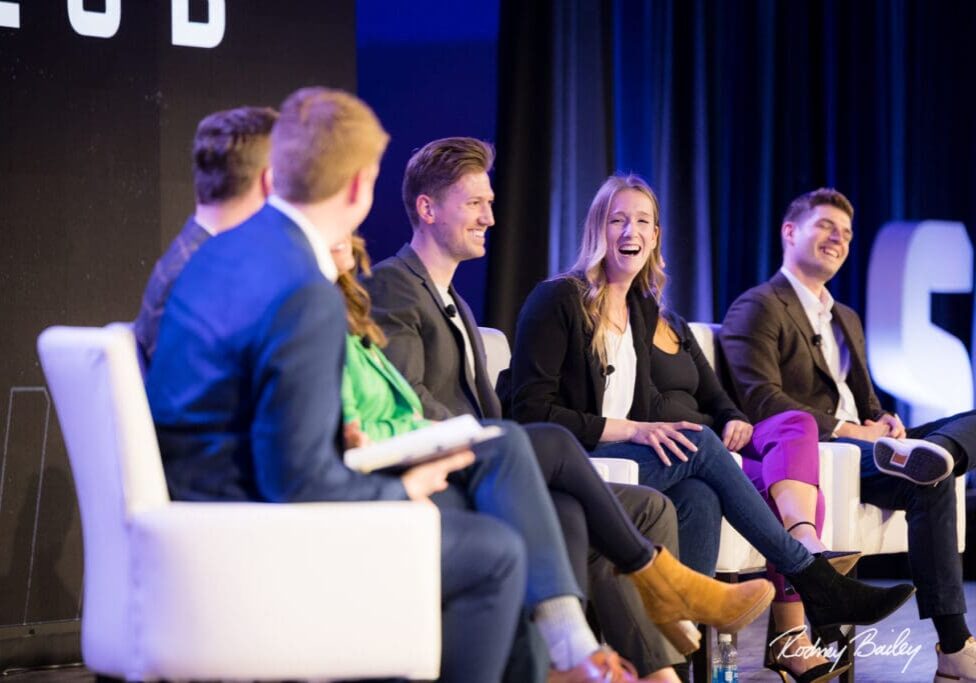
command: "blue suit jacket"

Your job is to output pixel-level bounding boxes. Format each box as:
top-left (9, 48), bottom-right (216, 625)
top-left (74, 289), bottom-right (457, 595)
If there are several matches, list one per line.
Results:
top-left (146, 203), bottom-right (407, 503)
top-left (133, 216), bottom-right (211, 368)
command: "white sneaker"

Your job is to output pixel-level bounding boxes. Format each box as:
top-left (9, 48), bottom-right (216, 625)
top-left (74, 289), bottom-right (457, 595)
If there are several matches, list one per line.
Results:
top-left (935, 637), bottom-right (976, 682)
top-left (874, 437), bottom-right (953, 486)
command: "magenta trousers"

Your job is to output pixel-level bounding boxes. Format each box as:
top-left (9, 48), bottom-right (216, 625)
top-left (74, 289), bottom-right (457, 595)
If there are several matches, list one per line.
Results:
top-left (740, 410), bottom-right (824, 602)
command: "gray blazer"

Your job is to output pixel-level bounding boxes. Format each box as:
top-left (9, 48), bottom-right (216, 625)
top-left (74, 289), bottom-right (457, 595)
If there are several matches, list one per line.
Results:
top-left (364, 244), bottom-right (502, 421)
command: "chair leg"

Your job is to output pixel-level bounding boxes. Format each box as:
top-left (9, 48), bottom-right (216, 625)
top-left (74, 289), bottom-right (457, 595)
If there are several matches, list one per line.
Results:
top-left (692, 625), bottom-right (711, 683)
top-left (692, 571), bottom-right (738, 683)
top-left (837, 623), bottom-right (856, 683)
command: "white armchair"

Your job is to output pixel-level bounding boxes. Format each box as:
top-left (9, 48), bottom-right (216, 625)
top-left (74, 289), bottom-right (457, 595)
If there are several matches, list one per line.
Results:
top-left (37, 324), bottom-right (441, 682)
top-left (479, 326), bottom-right (639, 482)
top-left (688, 322), bottom-right (966, 567)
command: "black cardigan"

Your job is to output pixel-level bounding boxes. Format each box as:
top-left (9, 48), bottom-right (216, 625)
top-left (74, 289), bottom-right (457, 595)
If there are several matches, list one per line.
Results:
top-left (504, 276), bottom-right (745, 450)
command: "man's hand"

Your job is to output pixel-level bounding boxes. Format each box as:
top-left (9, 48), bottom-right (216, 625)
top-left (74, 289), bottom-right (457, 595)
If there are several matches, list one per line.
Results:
top-left (343, 420), bottom-right (371, 449)
top-left (875, 413), bottom-right (906, 439)
top-left (629, 421), bottom-right (702, 466)
top-left (722, 419), bottom-right (754, 452)
top-left (836, 420), bottom-right (890, 442)
top-left (401, 450), bottom-right (476, 503)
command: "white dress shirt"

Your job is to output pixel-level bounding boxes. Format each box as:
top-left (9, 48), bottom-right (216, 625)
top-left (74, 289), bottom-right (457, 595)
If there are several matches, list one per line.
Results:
top-left (780, 267), bottom-right (860, 431)
top-left (434, 283), bottom-right (477, 382)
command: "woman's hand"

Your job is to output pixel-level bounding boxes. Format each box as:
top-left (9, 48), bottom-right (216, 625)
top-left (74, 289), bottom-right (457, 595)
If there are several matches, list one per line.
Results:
top-left (721, 419), bottom-right (753, 452)
top-left (343, 420), bottom-right (371, 449)
top-left (630, 421), bottom-right (703, 466)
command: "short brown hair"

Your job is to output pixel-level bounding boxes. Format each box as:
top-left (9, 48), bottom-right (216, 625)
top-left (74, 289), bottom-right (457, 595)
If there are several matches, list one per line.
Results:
top-left (402, 137), bottom-right (495, 228)
top-left (271, 87), bottom-right (390, 203)
top-left (783, 187), bottom-right (854, 224)
top-left (193, 106), bottom-right (278, 204)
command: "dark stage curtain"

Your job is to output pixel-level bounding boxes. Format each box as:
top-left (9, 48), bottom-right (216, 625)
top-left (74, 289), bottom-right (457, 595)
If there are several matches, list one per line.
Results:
top-left (490, 0), bottom-right (976, 345)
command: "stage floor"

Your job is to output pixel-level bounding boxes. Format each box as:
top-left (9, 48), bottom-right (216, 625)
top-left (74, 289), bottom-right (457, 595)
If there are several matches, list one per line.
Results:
top-left (4, 581), bottom-right (973, 682)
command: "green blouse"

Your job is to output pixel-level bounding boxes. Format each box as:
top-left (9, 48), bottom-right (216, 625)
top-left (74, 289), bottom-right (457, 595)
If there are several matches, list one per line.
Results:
top-left (342, 334), bottom-right (430, 441)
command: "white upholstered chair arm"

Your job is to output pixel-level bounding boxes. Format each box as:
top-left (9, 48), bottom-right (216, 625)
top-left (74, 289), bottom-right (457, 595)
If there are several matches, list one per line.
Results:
top-left (124, 501), bottom-right (441, 681)
top-left (591, 457), bottom-right (640, 484)
top-left (816, 441), bottom-right (862, 551)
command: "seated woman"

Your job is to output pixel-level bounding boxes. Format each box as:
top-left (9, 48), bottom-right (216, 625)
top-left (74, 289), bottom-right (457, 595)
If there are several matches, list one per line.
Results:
top-left (507, 173), bottom-right (916, 675)
top-left (334, 234), bottom-right (774, 683)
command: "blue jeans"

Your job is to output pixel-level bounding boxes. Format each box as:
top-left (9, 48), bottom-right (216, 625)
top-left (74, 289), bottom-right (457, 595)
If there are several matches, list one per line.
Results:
top-left (591, 426), bottom-right (812, 577)
top-left (433, 420), bottom-right (583, 607)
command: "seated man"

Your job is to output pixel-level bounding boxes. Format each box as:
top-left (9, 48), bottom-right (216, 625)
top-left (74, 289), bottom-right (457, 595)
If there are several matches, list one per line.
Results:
top-left (134, 105), bottom-right (277, 367)
top-left (719, 187), bottom-right (976, 683)
top-left (148, 88), bottom-right (717, 683)
top-left (147, 88), bottom-right (525, 683)
top-left (364, 137), bottom-right (704, 681)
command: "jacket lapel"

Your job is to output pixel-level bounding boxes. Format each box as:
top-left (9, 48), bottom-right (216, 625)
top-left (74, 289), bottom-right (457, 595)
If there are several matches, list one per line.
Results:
top-left (583, 282), bottom-right (658, 417)
top-left (628, 287), bottom-right (656, 420)
top-left (770, 272), bottom-right (835, 385)
top-left (396, 244), bottom-right (486, 418)
top-left (450, 284), bottom-right (502, 419)
top-left (831, 305), bottom-right (873, 411)
top-left (359, 338), bottom-right (414, 403)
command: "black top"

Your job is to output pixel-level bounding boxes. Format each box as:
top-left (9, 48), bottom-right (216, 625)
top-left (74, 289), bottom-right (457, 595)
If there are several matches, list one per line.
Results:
top-left (502, 275), bottom-right (746, 450)
top-left (648, 311), bottom-right (748, 431)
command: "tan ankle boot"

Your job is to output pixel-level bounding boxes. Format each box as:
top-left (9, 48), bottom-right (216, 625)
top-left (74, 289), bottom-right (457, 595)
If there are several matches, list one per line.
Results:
top-left (626, 548), bottom-right (774, 654)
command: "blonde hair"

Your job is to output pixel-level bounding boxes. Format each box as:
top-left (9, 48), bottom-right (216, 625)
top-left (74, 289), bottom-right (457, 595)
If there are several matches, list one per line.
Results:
top-left (564, 174), bottom-right (667, 368)
top-left (336, 235), bottom-right (388, 347)
top-left (271, 87), bottom-right (390, 203)
top-left (402, 137), bottom-right (495, 229)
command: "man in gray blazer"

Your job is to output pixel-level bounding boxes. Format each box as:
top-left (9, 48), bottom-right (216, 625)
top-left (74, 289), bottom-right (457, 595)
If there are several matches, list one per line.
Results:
top-left (720, 187), bottom-right (976, 683)
top-left (365, 136), bottom-right (690, 681)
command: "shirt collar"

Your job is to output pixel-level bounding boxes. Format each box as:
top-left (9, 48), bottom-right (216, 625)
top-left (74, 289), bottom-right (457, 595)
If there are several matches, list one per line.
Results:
top-left (192, 217), bottom-right (217, 236)
top-left (267, 195), bottom-right (337, 282)
top-left (780, 266), bottom-right (834, 318)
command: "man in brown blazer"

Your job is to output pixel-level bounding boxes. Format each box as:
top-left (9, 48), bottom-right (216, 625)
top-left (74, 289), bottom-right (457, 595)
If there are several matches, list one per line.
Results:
top-left (719, 187), bottom-right (976, 683)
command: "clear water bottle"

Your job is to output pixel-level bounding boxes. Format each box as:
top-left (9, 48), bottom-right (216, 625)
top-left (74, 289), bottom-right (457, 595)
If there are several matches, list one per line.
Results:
top-left (711, 633), bottom-right (739, 683)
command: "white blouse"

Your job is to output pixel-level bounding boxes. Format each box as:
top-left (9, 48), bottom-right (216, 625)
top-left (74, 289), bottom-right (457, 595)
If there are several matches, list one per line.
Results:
top-left (601, 321), bottom-right (637, 419)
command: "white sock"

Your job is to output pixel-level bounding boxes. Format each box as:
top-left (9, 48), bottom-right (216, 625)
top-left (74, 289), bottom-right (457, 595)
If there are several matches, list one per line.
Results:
top-left (533, 595), bottom-right (601, 670)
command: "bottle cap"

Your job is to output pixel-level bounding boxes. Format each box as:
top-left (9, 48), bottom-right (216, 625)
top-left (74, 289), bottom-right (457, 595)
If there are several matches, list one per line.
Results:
top-left (718, 633), bottom-right (732, 643)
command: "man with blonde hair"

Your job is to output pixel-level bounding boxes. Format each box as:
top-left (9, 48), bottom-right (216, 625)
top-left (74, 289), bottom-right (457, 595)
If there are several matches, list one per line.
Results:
top-left (146, 89), bottom-right (527, 683)
top-left (368, 137), bottom-right (697, 682)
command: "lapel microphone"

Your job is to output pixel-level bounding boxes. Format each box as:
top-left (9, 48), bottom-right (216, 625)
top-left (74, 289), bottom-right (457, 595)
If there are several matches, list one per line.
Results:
top-left (811, 334), bottom-right (823, 348)
top-left (602, 365), bottom-right (616, 377)
top-left (360, 336), bottom-right (372, 349)
top-left (445, 304), bottom-right (458, 318)
top-left (680, 339), bottom-right (691, 351)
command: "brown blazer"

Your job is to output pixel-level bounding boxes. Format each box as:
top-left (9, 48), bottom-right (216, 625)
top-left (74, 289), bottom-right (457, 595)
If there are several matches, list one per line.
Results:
top-left (718, 271), bottom-right (886, 440)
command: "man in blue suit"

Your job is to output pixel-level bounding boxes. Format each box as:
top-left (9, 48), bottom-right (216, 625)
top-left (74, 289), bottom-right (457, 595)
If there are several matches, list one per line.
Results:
top-left (146, 88), bottom-right (529, 682)
top-left (146, 88), bottom-right (627, 683)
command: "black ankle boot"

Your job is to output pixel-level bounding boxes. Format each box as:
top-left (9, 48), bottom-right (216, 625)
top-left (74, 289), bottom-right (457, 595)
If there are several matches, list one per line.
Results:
top-left (785, 555), bottom-right (915, 629)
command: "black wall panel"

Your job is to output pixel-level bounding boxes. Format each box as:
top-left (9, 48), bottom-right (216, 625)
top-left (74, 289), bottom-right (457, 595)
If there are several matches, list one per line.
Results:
top-left (0, 1), bottom-right (356, 669)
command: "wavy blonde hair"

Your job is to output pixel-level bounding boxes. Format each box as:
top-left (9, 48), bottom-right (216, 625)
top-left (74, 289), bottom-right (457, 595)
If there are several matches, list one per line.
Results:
top-left (336, 235), bottom-right (388, 348)
top-left (564, 174), bottom-right (667, 368)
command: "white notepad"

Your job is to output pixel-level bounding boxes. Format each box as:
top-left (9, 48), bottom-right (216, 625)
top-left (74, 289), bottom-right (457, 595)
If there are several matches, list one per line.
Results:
top-left (344, 415), bottom-right (503, 474)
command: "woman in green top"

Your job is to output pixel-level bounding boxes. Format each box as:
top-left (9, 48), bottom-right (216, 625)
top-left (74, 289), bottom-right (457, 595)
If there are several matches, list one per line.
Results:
top-left (332, 234), bottom-right (777, 679)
